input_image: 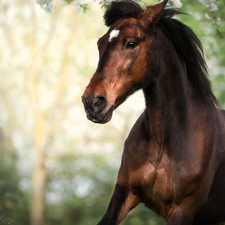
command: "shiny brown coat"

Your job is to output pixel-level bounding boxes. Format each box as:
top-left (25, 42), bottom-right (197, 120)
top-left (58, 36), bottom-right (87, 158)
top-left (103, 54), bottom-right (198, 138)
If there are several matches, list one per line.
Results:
top-left (82, 1), bottom-right (225, 224)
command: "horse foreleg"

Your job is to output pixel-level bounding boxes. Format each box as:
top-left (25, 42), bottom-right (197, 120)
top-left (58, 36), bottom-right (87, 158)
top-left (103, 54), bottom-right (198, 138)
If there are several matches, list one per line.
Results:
top-left (97, 183), bottom-right (140, 225)
top-left (166, 200), bottom-right (204, 225)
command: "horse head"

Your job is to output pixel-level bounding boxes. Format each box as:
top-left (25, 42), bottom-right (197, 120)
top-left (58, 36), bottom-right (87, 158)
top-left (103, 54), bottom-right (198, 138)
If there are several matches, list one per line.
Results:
top-left (82, 0), bottom-right (168, 124)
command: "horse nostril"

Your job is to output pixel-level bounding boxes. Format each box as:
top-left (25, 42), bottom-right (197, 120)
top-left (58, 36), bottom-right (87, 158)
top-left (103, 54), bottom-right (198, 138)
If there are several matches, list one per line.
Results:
top-left (92, 97), bottom-right (100, 106)
top-left (90, 96), bottom-right (106, 113)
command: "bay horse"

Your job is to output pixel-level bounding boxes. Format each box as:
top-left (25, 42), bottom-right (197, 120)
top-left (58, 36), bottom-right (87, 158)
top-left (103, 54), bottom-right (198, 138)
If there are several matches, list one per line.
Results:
top-left (82, 0), bottom-right (225, 224)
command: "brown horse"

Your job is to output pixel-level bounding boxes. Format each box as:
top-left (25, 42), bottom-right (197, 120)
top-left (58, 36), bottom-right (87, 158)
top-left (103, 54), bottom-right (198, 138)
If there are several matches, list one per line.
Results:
top-left (82, 0), bottom-right (225, 224)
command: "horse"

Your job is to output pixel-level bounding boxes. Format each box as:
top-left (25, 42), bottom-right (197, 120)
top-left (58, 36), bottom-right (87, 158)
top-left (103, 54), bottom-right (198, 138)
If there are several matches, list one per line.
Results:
top-left (81, 0), bottom-right (225, 224)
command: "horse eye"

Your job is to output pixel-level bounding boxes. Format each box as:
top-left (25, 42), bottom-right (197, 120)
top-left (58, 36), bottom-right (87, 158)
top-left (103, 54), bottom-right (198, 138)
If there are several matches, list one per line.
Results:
top-left (125, 41), bottom-right (138, 49)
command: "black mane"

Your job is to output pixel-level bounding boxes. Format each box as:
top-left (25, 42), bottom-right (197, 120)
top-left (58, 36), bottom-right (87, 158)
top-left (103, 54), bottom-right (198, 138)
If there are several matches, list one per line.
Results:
top-left (158, 9), bottom-right (220, 108)
top-left (104, 0), bottom-right (144, 27)
top-left (104, 1), bottom-right (220, 108)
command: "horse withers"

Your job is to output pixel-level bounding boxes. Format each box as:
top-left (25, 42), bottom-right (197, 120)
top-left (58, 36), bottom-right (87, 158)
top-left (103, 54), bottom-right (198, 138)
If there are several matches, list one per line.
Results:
top-left (82, 0), bottom-right (225, 224)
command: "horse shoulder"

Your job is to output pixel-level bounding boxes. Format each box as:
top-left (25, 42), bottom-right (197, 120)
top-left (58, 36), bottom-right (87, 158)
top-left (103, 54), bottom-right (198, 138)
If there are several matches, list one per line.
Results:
top-left (118, 112), bottom-right (173, 214)
top-left (118, 111), bottom-right (155, 188)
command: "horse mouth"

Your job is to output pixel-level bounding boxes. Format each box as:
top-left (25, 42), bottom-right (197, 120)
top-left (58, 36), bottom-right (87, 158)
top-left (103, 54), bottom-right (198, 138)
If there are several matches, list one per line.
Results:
top-left (86, 105), bottom-right (114, 124)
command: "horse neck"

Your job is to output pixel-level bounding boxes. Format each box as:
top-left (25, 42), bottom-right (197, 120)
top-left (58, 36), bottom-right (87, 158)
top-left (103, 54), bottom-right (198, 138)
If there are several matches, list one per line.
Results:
top-left (143, 44), bottom-right (191, 152)
top-left (140, 29), bottom-right (218, 163)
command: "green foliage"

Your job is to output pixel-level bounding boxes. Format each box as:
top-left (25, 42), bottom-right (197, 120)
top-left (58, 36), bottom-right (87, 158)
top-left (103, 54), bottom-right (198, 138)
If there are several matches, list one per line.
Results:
top-left (46, 153), bottom-right (117, 225)
top-left (0, 130), bottom-right (29, 225)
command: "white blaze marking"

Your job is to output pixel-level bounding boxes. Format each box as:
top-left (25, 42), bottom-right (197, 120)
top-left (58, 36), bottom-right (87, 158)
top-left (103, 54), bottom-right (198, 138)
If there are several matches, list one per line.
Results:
top-left (109, 29), bottom-right (120, 42)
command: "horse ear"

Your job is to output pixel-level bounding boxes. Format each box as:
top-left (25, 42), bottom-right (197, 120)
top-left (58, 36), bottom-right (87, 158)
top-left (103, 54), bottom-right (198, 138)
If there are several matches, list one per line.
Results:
top-left (141, 0), bottom-right (168, 26)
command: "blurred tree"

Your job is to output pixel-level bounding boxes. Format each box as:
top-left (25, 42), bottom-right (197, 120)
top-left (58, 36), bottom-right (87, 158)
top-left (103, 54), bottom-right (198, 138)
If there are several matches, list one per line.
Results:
top-left (0, 128), bottom-right (29, 224)
top-left (0, 0), bottom-right (93, 224)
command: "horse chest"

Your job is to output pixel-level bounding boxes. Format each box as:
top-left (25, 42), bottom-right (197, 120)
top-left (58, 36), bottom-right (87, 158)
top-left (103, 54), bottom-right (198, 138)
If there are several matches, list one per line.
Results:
top-left (124, 156), bottom-right (173, 215)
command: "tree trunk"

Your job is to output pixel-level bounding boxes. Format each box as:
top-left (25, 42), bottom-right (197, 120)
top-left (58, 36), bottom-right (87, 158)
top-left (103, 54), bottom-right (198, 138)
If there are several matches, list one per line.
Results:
top-left (30, 147), bottom-right (47, 225)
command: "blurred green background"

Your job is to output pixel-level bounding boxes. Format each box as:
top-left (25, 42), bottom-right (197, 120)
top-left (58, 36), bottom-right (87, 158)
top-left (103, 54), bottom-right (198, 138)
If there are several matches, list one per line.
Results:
top-left (0, 0), bottom-right (224, 224)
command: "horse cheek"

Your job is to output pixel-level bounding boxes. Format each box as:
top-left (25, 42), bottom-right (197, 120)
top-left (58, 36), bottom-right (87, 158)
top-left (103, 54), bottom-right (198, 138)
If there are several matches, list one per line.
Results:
top-left (122, 49), bottom-right (139, 71)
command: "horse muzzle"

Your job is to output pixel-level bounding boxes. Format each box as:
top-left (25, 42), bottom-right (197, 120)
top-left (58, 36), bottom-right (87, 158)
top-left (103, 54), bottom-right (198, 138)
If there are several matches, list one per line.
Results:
top-left (81, 94), bottom-right (114, 124)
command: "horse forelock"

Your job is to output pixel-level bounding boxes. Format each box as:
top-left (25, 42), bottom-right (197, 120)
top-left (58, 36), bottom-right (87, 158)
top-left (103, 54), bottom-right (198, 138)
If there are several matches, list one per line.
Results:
top-left (104, 0), bottom-right (144, 27)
